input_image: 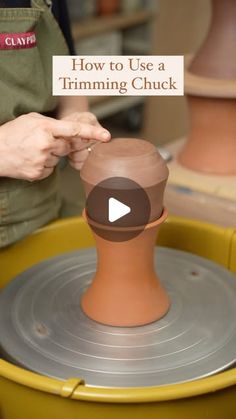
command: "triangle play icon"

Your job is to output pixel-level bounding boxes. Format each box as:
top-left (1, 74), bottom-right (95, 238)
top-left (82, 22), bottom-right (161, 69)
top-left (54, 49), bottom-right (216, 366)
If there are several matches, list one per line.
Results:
top-left (108, 197), bottom-right (131, 223)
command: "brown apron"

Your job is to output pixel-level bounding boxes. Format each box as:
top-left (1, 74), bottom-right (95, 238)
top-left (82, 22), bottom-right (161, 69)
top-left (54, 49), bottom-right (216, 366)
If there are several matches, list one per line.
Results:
top-left (0, 0), bottom-right (68, 248)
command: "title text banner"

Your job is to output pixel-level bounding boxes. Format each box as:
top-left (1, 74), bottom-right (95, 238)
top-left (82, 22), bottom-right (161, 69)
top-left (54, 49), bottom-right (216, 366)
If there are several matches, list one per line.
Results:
top-left (53, 55), bottom-right (184, 96)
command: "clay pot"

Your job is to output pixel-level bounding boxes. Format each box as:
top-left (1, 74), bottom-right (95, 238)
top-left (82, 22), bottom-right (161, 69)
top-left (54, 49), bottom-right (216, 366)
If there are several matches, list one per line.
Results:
top-left (81, 209), bottom-right (170, 327)
top-left (80, 138), bottom-right (169, 224)
top-left (190, 0), bottom-right (236, 79)
top-left (178, 96), bottom-right (236, 175)
top-left (80, 137), bottom-right (170, 327)
top-left (98, 0), bottom-right (120, 15)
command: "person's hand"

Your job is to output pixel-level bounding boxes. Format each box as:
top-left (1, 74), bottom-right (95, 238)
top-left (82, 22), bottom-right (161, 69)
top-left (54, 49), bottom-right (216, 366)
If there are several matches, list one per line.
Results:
top-left (62, 112), bottom-right (111, 170)
top-left (0, 112), bottom-right (109, 181)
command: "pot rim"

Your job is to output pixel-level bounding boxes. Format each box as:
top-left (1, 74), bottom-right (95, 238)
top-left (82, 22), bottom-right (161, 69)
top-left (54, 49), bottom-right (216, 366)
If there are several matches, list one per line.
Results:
top-left (185, 54), bottom-right (236, 98)
top-left (83, 207), bottom-right (168, 232)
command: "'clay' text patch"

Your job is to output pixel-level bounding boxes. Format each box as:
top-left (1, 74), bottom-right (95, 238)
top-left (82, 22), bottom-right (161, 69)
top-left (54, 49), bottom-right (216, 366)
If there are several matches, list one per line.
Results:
top-left (0, 32), bottom-right (36, 50)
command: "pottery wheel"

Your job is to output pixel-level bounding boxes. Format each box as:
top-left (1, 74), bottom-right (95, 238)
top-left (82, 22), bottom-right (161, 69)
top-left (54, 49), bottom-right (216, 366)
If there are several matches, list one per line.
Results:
top-left (0, 247), bottom-right (236, 388)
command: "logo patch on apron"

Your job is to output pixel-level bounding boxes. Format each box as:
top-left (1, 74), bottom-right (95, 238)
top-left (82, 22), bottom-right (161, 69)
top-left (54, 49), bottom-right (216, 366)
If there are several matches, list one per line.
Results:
top-left (0, 32), bottom-right (36, 50)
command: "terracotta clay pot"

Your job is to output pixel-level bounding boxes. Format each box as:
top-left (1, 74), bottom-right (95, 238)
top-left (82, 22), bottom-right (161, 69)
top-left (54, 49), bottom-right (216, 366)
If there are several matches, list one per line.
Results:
top-left (80, 138), bottom-right (169, 224)
top-left (80, 137), bottom-right (170, 327)
top-left (98, 0), bottom-right (120, 15)
top-left (81, 209), bottom-right (170, 327)
top-left (178, 96), bottom-right (236, 175)
top-left (190, 0), bottom-right (236, 79)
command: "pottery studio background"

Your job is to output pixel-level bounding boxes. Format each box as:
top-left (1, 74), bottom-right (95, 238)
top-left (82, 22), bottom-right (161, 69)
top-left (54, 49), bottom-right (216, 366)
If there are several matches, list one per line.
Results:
top-left (62, 0), bottom-right (235, 229)
top-left (2, 2), bottom-right (236, 416)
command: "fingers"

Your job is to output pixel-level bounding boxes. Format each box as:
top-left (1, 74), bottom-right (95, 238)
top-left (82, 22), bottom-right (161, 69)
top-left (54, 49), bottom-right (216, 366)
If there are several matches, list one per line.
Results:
top-left (70, 137), bottom-right (97, 152)
top-left (28, 112), bottom-right (45, 119)
top-left (63, 111), bottom-right (97, 125)
top-left (30, 112), bottom-right (111, 144)
top-left (75, 122), bottom-right (111, 142)
top-left (30, 115), bottom-right (81, 138)
top-left (37, 167), bottom-right (54, 181)
top-left (69, 148), bottom-right (90, 171)
top-left (45, 117), bottom-right (110, 142)
top-left (78, 112), bottom-right (98, 124)
top-left (62, 112), bottom-right (110, 145)
top-left (67, 123), bottom-right (110, 151)
top-left (50, 119), bottom-right (110, 143)
top-left (69, 124), bottom-right (110, 152)
top-left (69, 148), bottom-right (89, 163)
top-left (47, 119), bottom-right (81, 138)
top-left (70, 161), bottom-right (84, 170)
top-left (44, 154), bottom-right (60, 168)
top-left (51, 138), bottom-right (71, 156)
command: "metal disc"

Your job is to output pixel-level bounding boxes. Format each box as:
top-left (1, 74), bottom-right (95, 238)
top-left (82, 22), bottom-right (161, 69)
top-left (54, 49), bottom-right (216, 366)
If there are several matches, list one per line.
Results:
top-left (0, 247), bottom-right (236, 388)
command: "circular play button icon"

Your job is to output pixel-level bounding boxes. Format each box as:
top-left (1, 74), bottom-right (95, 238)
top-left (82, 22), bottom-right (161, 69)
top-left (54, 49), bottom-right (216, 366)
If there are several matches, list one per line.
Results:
top-left (85, 176), bottom-right (151, 242)
top-left (108, 197), bottom-right (131, 223)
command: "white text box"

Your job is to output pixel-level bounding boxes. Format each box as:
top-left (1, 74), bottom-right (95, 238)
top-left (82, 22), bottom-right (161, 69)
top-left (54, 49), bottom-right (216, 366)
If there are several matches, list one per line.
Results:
top-left (53, 55), bottom-right (184, 96)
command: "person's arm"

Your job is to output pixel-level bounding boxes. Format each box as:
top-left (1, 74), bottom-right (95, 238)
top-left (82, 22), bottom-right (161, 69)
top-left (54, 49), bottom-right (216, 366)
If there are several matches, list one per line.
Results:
top-left (0, 112), bottom-right (110, 180)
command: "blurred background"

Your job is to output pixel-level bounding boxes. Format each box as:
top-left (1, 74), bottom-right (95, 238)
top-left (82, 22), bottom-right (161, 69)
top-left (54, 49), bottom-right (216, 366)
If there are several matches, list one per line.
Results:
top-left (67, 0), bottom-right (157, 138)
top-left (61, 0), bottom-right (212, 217)
top-left (65, 0), bottom-right (211, 141)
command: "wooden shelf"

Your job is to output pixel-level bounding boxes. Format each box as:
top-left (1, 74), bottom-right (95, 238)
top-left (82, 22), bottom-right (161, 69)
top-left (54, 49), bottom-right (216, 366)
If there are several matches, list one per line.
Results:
top-left (72, 10), bottom-right (155, 40)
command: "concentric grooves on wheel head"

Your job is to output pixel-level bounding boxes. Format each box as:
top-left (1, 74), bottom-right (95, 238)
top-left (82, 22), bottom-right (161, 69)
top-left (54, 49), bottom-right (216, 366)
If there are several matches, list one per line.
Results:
top-left (0, 248), bottom-right (236, 388)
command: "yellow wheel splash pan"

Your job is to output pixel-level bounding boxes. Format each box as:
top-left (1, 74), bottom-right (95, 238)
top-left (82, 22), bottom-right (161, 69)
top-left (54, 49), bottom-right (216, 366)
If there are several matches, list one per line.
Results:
top-left (1, 216), bottom-right (236, 419)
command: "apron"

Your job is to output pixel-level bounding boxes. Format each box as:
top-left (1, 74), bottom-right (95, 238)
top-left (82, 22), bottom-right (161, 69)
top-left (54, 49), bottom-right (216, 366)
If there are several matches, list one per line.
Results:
top-left (0, 0), bottom-right (68, 248)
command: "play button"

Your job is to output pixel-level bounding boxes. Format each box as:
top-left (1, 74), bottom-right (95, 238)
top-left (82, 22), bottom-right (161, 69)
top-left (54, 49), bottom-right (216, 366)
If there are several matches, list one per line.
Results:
top-left (85, 176), bottom-right (151, 242)
top-left (108, 198), bottom-right (131, 222)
